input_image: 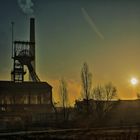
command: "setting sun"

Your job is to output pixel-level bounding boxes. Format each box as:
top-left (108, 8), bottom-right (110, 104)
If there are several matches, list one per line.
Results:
top-left (131, 78), bottom-right (138, 85)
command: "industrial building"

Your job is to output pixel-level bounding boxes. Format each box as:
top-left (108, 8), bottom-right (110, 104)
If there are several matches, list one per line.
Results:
top-left (0, 81), bottom-right (53, 108)
top-left (0, 18), bottom-right (55, 128)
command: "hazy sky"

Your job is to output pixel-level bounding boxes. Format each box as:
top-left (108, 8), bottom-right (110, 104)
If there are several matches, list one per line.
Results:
top-left (1, 0), bottom-right (140, 105)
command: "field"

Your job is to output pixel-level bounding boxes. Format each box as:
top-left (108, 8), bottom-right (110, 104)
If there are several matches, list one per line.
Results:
top-left (0, 126), bottom-right (140, 140)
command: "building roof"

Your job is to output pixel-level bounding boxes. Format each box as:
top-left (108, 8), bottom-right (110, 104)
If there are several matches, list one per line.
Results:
top-left (0, 81), bottom-right (52, 95)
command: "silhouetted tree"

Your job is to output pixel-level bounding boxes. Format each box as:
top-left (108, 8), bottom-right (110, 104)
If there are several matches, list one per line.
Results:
top-left (59, 78), bottom-right (68, 121)
top-left (81, 62), bottom-right (92, 114)
top-left (92, 82), bottom-right (117, 119)
top-left (137, 93), bottom-right (140, 99)
top-left (52, 97), bottom-right (59, 124)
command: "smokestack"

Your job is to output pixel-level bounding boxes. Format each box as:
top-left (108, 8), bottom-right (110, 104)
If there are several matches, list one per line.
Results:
top-left (30, 18), bottom-right (35, 43)
top-left (30, 18), bottom-right (35, 79)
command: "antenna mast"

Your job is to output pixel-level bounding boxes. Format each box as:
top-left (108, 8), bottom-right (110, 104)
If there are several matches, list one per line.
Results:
top-left (11, 22), bottom-right (14, 58)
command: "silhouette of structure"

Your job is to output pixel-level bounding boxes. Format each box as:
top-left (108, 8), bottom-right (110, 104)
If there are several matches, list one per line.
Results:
top-left (11, 18), bottom-right (39, 82)
top-left (0, 18), bottom-right (55, 128)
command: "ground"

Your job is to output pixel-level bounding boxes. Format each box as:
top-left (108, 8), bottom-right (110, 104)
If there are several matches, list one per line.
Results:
top-left (0, 126), bottom-right (140, 140)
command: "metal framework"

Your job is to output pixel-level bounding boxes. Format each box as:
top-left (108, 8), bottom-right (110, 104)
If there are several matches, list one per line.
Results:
top-left (11, 41), bottom-right (40, 82)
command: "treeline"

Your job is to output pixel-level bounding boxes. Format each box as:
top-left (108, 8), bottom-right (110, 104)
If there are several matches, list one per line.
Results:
top-left (54, 62), bottom-right (118, 127)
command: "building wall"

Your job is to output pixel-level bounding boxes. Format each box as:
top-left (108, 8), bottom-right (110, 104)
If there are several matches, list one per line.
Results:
top-left (0, 81), bottom-right (54, 113)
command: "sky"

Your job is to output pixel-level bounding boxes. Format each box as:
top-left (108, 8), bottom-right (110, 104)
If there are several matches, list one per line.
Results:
top-left (1, 0), bottom-right (140, 105)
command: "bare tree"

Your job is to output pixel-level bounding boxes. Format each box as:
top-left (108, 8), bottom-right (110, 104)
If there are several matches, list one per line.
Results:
top-left (81, 62), bottom-right (92, 114)
top-left (59, 78), bottom-right (68, 121)
top-left (105, 83), bottom-right (117, 101)
top-left (93, 82), bottom-right (117, 119)
top-left (137, 93), bottom-right (140, 99)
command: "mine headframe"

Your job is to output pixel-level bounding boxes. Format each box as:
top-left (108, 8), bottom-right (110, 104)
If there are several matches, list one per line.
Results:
top-left (11, 41), bottom-right (40, 82)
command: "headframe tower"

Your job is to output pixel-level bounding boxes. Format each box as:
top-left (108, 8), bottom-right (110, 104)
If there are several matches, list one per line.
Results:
top-left (11, 18), bottom-right (40, 82)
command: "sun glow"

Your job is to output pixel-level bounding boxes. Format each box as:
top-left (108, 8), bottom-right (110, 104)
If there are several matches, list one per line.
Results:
top-left (130, 78), bottom-right (138, 85)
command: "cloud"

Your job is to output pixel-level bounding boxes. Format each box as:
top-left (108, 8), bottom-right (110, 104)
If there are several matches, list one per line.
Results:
top-left (18, 0), bottom-right (34, 15)
top-left (47, 78), bottom-right (81, 106)
top-left (81, 8), bottom-right (104, 40)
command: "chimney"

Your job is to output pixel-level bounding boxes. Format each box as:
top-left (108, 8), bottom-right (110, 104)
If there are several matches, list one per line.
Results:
top-left (30, 18), bottom-right (35, 43)
top-left (30, 18), bottom-right (35, 72)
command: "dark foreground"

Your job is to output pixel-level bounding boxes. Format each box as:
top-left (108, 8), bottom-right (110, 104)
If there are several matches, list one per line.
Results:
top-left (0, 126), bottom-right (140, 140)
